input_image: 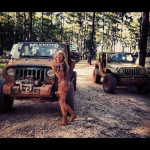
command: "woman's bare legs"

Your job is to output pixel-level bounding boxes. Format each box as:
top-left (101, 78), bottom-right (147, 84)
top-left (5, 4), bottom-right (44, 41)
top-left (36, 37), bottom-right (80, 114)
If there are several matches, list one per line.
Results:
top-left (58, 92), bottom-right (68, 126)
top-left (58, 91), bottom-right (76, 125)
top-left (65, 104), bottom-right (77, 122)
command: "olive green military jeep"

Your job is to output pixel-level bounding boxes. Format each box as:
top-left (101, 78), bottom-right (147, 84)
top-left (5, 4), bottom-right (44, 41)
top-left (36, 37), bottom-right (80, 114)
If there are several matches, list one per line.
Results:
top-left (0, 42), bottom-right (77, 113)
top-left (93, 52), bottom-right (150, 93)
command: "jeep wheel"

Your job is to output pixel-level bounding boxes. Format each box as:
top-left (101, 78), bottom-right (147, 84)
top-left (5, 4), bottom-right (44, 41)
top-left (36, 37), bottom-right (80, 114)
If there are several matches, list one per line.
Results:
top-left (136, 85), bottom-right (145, 94)
top-left (93, 68), bottom-right (101, 83)
top-left (0, 80), bottom-right (14, 113)
top-left (136, 76), bottom-right (150, 94)
top-left (103, 73), bottom-right (117, 93)
top-left (72, 71), bottom-right (77, 91)
top-left (66, 82), bottom-right (74, 111)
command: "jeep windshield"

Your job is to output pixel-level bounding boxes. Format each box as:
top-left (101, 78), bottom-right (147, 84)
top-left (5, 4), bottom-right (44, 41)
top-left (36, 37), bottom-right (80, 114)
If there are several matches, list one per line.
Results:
top-left (20, 42), bottom-right (66, 58)
top-left (108, 53), bottom-right (134, 63)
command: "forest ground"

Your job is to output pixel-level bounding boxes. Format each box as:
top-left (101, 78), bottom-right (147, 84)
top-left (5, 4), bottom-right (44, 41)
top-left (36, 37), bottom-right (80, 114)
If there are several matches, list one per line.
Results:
top-left (0, 60), bottom-right (150, 138)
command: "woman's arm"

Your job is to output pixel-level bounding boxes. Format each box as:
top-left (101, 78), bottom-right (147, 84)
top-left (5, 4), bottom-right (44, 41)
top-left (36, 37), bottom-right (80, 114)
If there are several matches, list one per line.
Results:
top-left (51, 63), bottom-right (61, 80)
top-left (51, 62), bottom-right (65, 80)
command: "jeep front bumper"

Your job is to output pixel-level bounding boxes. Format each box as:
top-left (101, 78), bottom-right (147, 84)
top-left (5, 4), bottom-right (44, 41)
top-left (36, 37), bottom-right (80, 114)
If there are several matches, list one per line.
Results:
top-left (3, 83), bottom-right (53, 98)
top-left (119, 77), bottom-right (146, 85)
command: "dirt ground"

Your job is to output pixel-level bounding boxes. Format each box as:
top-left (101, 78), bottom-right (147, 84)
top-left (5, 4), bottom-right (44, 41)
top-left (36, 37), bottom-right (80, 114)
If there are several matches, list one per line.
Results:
top-left (0, 60), bottom-right (150, 138)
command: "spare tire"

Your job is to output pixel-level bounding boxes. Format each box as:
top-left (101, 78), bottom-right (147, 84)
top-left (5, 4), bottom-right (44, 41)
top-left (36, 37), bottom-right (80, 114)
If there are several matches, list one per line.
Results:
top-left (72, 71), bottom-right (77, 91)
top-left (136, 76), bottom-right (150, 94)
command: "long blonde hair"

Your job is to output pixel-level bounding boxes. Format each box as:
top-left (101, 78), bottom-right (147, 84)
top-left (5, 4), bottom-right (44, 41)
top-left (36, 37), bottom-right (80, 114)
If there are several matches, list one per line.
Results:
top-left (53, 50), bottom-right (70, 71)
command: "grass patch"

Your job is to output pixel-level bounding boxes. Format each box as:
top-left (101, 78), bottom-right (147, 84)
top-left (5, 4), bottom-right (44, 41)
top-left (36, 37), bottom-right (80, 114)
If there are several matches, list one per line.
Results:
top-left (0, 64), bottom-right (6, 69)
top-left (0, 57), bottom-right (6, 69)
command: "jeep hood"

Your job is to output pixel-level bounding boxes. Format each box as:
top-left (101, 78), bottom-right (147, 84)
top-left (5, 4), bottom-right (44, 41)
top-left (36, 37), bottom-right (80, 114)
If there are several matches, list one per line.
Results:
top-left (107, 63), bottom-right (143, 69)
top-left (6, 58), bottom-right (53, 68)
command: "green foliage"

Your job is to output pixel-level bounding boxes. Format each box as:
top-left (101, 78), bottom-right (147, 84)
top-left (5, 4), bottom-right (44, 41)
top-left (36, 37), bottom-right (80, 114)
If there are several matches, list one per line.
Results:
top-left (0, 63), bottom-right (6, 69)
top-left (0, 12), bottom-right (143, 58)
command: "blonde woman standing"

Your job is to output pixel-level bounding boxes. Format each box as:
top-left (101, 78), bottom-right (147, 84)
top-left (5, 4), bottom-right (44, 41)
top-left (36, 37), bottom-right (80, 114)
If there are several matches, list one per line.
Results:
top-left (51, 50), bottom-right (76, 126)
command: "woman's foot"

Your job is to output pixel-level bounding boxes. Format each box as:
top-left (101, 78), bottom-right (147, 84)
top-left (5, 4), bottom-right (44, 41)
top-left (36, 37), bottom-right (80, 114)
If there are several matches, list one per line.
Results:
top-left (69, 114), bottom-right (77, 122)
top-left (57, 120), bottom-right (68, 126)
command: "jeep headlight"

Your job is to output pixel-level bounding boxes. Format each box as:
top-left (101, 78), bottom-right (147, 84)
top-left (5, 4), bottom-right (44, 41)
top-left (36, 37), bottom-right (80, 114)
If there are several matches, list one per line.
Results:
top-left (47, 70), bottom-right (55, 78)
top-left (119, 68), bottom-right (124, 74)
top-left (140, 68), bottom-right (145, 74)
top-left (7, 68), bottom-right (15, 77)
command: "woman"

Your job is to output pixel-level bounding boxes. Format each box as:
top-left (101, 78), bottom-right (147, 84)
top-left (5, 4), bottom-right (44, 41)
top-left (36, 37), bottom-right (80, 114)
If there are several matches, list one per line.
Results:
top-left (51, 50), bottom-right (76, 126)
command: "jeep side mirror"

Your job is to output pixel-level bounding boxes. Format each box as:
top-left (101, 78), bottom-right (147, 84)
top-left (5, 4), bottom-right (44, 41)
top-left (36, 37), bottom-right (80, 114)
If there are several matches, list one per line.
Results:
top-left (18, 48), bottom-right (21, 52)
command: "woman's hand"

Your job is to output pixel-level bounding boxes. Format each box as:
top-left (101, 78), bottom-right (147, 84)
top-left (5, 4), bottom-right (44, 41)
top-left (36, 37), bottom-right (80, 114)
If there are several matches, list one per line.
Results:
top-left (51, 62), bottom-right (56, 72)
top-left (51, 61), bottom-right (61, 80)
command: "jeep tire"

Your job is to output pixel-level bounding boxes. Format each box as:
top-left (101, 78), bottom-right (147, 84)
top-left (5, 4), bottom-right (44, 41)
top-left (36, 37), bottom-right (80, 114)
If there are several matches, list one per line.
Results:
top-left (66, 82), bottom-right (74, 111)
top-left (93, 68), bottom-right (101, 83)
top-left (72, 71), bottom-right (77, 91)
top-left (136, 76), bottom-right (150, 94)
top-left (103, 73), bottom-right (117, 93)
top-left (0, 80), bottom-right (14, 113)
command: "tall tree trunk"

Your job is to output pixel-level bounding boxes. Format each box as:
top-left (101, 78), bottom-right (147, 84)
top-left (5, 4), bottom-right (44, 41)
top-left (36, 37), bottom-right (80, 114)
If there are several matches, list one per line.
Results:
top-left (76, 34), bottom-right (79, 53)
top-left (78, 13), bottom-right (84, 57)
top-left (40, 12), bottom-right (43, 42)
top-left (29, 12), bottom-right (33, 42)
top-left (7, 12), bottom-right (9, 24)
top-left (139, 12), bottom-right (149, 67)
top-left (80, 26), bottom-right (83, 58)
top-left (50, 12), bottom-right (53, 42)
top-left (102, 12), bottom-right (104, 51)
top-left (88, 12), bottom-right (96, 65)
top-left (120, 13), bottom-right (124, 52)
top-left (83, 12), bottom-right (87, 59)
top-left (72, 25), bottom-right (73, 46)
top-left (23, 12), bottom-right (27, 41)
top-left (32, 13), bottom-right (35, 41)
top-left (79, 25), bottom-right (82, 56)
top-left (85, 23), bottom-right (89, 58)
top-left (14, 12), bottom-right (17, 44)
top-left (60, 13), bottom-right (64, 43)
top-left (138, 13), bottom-right (142, 50)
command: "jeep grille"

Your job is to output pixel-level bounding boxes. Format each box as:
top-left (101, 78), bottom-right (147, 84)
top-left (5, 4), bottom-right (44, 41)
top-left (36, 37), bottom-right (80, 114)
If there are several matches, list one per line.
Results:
top-left (123, 68), bottom-right (142, 77)
top-left (15, 67), bottom-right (48, 82)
